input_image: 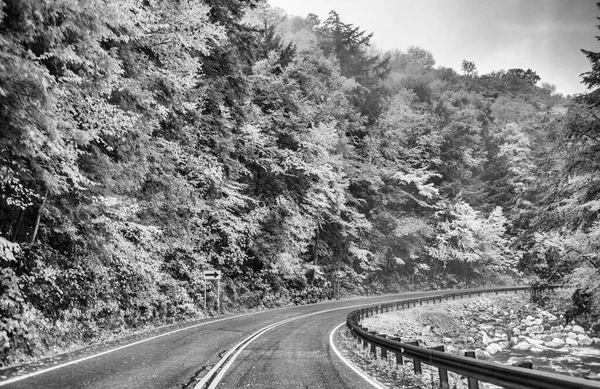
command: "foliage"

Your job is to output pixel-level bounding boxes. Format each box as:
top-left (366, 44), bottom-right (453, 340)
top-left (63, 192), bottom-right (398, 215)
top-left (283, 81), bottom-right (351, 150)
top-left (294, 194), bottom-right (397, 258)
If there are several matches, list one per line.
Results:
top-left (1, 0), bottom-right (596, 366)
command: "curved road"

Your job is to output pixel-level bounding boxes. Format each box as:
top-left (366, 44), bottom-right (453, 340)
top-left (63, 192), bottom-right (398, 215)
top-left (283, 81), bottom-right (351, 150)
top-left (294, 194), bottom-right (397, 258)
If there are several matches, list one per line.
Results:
top-left (0, 289), bottom-right (477, 389)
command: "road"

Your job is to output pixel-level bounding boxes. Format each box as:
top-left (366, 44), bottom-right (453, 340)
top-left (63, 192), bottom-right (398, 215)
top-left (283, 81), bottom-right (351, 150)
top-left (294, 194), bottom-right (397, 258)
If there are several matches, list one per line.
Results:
top-left (0, 290), bottom-right (469, 389)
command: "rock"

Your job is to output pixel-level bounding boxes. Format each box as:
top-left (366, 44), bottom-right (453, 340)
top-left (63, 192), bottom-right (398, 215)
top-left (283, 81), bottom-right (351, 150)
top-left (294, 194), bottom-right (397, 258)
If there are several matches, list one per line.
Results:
top-left (593, 337), bottom-right (600, 345)
top-left (475, 349), bottom-right (493, 360)
top-left (577, 335), bottom-right (593, 346)
top-left (552, 337), bottom-right (566, 346)
top-left (547, 314), bottom-right (558, 321)
top-left (565, 325), bottom-right (573, 332)
top-left (530, 346), bottom-right (545, 353)
top-left (525, 315), bottom-right (535, 322)
top-left (513, 341), bottom-right (531, 351)
top-left (443, 337), bottom-right (453, 343)
top-left (530, 318), bottom-right (543, 325)
top-left (526, 325), bottom-right (544, 334)
top-left (567, 332), bottom-right (577, 340)
top-left (467, 336), bottom-right (475, 343)
top-left (550, 325), bottom-right (564, 332)
top-left (512, 328), bottom-right (521, 336)
top-left (486, 343), bottom-right (503, 355)
top-left (542, 334), bottom-right (553, 342)
top-left (481, 332), bottom-right (492, 346)
top-left (565, 337), bottom-right (578, 346)
top-left (572, 325), bottom-right (585, 334)
top-left (544, 338), bottom-right (565, 348)
top-left (544, 341), bottom-right (562, 349)
top-left (526, 338), bottom-right (544, 346)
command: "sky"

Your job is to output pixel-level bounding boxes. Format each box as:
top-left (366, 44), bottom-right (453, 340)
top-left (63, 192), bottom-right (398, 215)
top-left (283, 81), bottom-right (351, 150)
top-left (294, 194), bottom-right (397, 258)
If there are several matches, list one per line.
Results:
top-left (267, 0), bottom-right (599, 96)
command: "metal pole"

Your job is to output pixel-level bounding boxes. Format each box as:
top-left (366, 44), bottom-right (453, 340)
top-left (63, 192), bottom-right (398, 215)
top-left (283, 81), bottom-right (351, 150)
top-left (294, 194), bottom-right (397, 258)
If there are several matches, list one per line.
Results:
top-left (217, 279), bottom-right (221, 314)
top-left (204, 279), bottom-right (207, 312)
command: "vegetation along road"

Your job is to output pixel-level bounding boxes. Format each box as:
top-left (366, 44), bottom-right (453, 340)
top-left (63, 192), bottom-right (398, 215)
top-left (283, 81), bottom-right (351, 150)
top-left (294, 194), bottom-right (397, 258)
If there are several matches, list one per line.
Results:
top-left (0, 290), bottom-right (470, 389)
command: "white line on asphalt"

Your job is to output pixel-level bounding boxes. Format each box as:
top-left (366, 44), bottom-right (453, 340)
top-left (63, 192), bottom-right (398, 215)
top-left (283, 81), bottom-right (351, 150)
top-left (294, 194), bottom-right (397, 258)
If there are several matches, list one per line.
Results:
top-left (329, 322), bottom-right (388, 389)
top-left (0, 310), bottom-right (268, 387)
top-left (0, 294), bottom-right (418, 388)
top-left (195, 299), bottom-right (410, 389)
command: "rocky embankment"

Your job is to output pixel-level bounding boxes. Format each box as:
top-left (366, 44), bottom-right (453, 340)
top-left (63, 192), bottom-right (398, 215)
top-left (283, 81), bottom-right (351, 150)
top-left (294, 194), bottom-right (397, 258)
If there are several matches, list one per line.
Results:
top-left (361, 293), bottom-right (600, 374)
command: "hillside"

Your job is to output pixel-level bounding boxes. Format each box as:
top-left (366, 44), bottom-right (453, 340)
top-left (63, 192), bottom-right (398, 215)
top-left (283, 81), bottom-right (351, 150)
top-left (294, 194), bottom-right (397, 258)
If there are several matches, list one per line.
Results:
top-left (1, 0), bottom-right (599, 365)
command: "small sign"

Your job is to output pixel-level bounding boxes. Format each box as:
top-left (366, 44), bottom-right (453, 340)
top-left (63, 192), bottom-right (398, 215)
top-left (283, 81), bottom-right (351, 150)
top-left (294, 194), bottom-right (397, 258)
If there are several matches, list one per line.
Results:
top-left (204, 270), bottom-right (221, 280)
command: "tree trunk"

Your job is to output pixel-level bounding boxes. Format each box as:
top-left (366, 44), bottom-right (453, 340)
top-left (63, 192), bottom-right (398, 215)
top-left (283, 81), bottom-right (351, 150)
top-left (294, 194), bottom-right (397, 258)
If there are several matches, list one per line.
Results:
top-left (12, 208), bottom-right (24, 241)
top-left (31, 189), bottom-right (48, 243)
top-left (313, 226), bottom-right (319, 266)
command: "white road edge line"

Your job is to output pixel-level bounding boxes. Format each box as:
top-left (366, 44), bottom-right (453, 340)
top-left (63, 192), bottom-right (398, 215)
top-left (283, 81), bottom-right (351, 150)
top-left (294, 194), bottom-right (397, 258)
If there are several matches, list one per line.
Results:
top-left (199, 316), bottom-right (299, 389)
top-left (0, 310), bottom-right (267, 387)
top-left (195, 299), bottom-right (408, 389)
top-left (329, 322), bottom-right (388, 389)
top-left (0, 296), bottom-right (413, 388)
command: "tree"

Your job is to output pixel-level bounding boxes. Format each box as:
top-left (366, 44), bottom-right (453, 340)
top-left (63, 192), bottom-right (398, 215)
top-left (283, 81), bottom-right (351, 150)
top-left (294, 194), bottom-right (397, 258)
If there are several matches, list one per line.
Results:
top-left (314, 11), bottom-right (390, 124)
top-left (461, 60), bottom-right (477, 77)
top-left (506, 68), bottom-right (540, 85)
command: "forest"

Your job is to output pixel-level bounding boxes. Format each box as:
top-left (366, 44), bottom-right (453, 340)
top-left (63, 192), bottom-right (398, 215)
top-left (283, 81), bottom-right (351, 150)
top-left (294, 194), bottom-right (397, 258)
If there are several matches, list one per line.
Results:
top-left (1, 0), bottom-right (599, 365)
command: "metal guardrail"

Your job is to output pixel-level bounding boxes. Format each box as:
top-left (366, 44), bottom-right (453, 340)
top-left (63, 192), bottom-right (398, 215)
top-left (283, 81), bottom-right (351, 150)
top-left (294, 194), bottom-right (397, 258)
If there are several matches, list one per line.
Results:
top-left (346, 286), bottom-right (600, 389)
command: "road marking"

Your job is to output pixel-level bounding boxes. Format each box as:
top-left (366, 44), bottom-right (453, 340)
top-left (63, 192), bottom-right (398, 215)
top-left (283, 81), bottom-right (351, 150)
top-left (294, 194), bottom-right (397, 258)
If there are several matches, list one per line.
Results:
top-left (0, 292), bottom-right (427, 388)
top-left (329, 322), bottom-right (388, 389)
top-left (0, 310), bottom-right (273, 387)
top-left (194, 298), bottom-right (413, 389)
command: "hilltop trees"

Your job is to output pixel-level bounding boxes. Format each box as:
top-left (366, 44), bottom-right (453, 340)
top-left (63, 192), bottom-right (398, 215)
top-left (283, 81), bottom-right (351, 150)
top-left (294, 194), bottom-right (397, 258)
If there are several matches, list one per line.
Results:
top-left (1, 0), bottom-right (593, 365)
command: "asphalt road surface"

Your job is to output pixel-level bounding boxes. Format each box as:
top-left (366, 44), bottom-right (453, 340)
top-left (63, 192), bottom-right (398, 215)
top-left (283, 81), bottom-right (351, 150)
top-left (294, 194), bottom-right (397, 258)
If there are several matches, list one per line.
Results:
top-left (0, 290), bottom-right (474, 389)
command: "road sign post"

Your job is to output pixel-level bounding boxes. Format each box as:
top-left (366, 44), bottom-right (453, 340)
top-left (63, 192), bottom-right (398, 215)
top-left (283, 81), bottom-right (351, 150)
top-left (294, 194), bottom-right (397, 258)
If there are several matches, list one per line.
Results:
top-left (203, 270), bottom-right (222, 313)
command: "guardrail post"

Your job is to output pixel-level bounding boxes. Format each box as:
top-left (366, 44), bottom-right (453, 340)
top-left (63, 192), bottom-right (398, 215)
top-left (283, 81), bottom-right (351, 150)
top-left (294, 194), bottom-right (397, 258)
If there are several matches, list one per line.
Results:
top-left (429, 346), bottom-right (449, 389)
top-left (464, 351), bottom-right (479, 389)
top-left (380, 335), bottom-right (388, 360)
top-left (390, 337), bottom-right (403, 365)
top-left (419, 298), bottom-right (423, 306)
top-left (369, 332), bottom-right (377, 357)
top-left (405, 340), bottom-right (421, 374)
top-left (518, 361), bottom-right (533, 369)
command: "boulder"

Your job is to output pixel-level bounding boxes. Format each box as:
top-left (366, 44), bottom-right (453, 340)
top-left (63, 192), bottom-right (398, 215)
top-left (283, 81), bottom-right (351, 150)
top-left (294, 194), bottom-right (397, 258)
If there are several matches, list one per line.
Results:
top-left (526, 338), bottom-right (544, 346)
top-left (512, 341), bottom-right (531, 351)
top-left (552, 337), bottom-right (566, 346)
top-left (565, 337), bottom-right (579, 346)
top-left (530, 318), bottom-right (543, 326)
top-left (577, 335), bottom-right (593, 346)
top-left (475, 348), bottom-right (493, 360)
top-left (546, 314), bottom-right (558, 322)
top-left (486, 343), bottom-right (503, 355)
top-left (526, 325), bottom-right (544, 334)
top-left (567, 332), bottom-right (577, 340)
top-left (544, 341), bottom-right (562, 349)
top-left (572, 325), bottom-right (586, 334)
top-left (481, 332), bottom-right (492, 346)
top-left (550, 325), bottom-right (564, 332)
top-left (530, 346), bottom-right (545, 353)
